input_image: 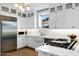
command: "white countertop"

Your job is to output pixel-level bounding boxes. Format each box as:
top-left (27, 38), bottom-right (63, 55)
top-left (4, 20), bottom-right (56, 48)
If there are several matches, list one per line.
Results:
top-left (19, 34), bottom-right (69, 40)
top-left (35, 45), bottom-right (79, 56)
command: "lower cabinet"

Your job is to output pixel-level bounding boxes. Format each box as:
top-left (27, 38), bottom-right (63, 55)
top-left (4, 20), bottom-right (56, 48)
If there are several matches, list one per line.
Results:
top-left (17, 36), bottom-right (44, 49)
top-left (26, 37), bottom-right (44, 48)
top-left (17, 36), bottom-right (28, 49)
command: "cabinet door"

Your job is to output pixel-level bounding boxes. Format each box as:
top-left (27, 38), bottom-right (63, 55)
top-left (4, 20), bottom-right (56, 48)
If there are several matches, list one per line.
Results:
top-left (55, 5), bottom-right (64, 29)
top-left (64, 9), bottom-right (74, 29)
top-left (17, 17), bottom-right (27, 29)
top-left (26, 37), bottom-right (36, 48)
top-left (72, 3), bottom-right (79, 28)
top-left (32, 37), bottom-right (44, 48)
top-left (64, 3), bottom-right (74, 29)
top-left (27, 16), bottom-right (34, 29)
top-left (26, 37), bottom-right (44, 48)
top-left (49, 13), bottom-right (56, 29)
top-left (17, 36), bottom-right (23, 49)
top-left (56, 11), bottom-right (64, 29)
top-left (17, 36), bottom-right (28, 49)
top-left (22, 36), bottom-right (28, 47)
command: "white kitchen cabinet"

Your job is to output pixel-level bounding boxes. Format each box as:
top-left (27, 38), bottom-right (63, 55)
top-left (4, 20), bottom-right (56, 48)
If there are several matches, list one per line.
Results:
top-left (72, 3), bottom-right (79, 29)
top-left (64, 9), bottom-right (74, 29)
top-left (55, 11), bottom-right (64, 29)
top-left (49, 12), bottom-right (56, 29)
top-left (17, 16), bottom-right (28, 29)
top-left (49, 3), bottom-right (79, 29)
top-left (17, 36), bottom-right (22, 49)
top-left (27, 12), bottom-right (35, 29)
top-left (49, 7), bottom-right (56, 29)
top-left (17, 36), bottom-right (44, 49)
top-left (17, 13), bottom-right (33, 29)
top-left (32, 37), bottom-right (44, 48)
top-left (49, 5), bottom-right (64, 29)
top-left (26, 37), bottom-right (44, 48)
top-left (49, 11), bottom-right (64, 29)
top-left (22, 36), bottom-right (28, 47)
top-left (56, 8), bottom-right (64, 29)
top-left (0, 5), bottom-right (17, 17)
top-left (17, 36), bottom-right (27, 49)
top-left (25, 37), bottom-right (33, 48)
top-left (64, 3), bottom-right (74, 29)
top-left (27, 16), bottom-right (35, 29)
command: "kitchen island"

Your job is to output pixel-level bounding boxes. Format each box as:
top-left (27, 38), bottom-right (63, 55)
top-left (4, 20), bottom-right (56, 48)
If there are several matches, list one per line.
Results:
top-left (35, 45), bottom-right (79, 56)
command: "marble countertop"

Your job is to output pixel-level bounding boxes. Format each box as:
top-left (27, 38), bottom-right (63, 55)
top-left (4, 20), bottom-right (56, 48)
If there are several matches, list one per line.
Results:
top-left (18, 34), bottom-right (69, 40)
top-left (35, 45), bottom-right (79, 56)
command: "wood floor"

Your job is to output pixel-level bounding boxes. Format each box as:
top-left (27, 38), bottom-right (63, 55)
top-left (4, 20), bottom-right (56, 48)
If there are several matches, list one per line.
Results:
top-left (1, 47), bottom-right (38, 56)
top-left (0, 53), bottom-right (1, 56)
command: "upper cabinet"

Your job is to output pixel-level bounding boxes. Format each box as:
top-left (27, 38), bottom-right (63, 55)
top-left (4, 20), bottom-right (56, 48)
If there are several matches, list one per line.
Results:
top-left (55, 5), bottom-right (64, 29)
top-left (10, 9), bottom-right (16, 14)
top-left (17, 12), bottom-right (35, 29)
top-left (72, 3), bottom-right (79, 29)
top-left (0, 6), bottom-right (17, 17)
top-left (49, 3), bottom-right (79, 29)
top-left (64, 3), bottom-right (79, 29)
top-left (49, 7), bottom-right (56, 29)
top-left (1, 6), bottom-right (9, 12)
top-left (64, 3), bottom-right (74, 29)
top-left (27, 12), bottom-right (35, 29)
top-left (49, 4), bottom-right (64, 29)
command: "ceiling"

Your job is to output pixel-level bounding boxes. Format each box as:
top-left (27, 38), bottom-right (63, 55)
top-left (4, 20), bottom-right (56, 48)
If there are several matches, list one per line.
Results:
top-left (30, 3), bottom-right (51, 10)
top-left (0, 3), bottom-right (51, 11)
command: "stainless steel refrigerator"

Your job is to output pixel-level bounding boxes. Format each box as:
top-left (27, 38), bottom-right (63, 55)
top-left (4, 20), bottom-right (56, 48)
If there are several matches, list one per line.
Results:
top-left (0, 21), bottom-right (1, 54)
top-left (0, 15), bottom-right (17, 53)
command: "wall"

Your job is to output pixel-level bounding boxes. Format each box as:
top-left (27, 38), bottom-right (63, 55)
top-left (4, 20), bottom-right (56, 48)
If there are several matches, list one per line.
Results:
top-left (46, 29), bottom-right (79, 41)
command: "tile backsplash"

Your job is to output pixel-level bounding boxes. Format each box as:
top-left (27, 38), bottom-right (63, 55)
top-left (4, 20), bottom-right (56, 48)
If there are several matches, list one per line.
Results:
top-left (47, 29), bottom-right (79, 37)
top-left (27, 29), bottom-right (79, 40)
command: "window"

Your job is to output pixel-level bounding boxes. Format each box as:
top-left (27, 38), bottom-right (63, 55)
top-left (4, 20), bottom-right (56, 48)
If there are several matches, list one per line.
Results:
top-left (39, 15), bottom-right (49, 28)
top-left (50, 7), bottom-right (55, 12)
top-left (66, 3), bottom-right (72, 9)
top-left (1, 6), bottom-right (9, 12)
top-left (22, 13), bottom-right (26, 17)
top-left (75, 3), bottom-right (79, 7)
top-left (57, 5), bottom-right (62, 11)
top-left (18, 12), bottom-right (21, 16)
top-left (10, 9), bottom-right (16, 14)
